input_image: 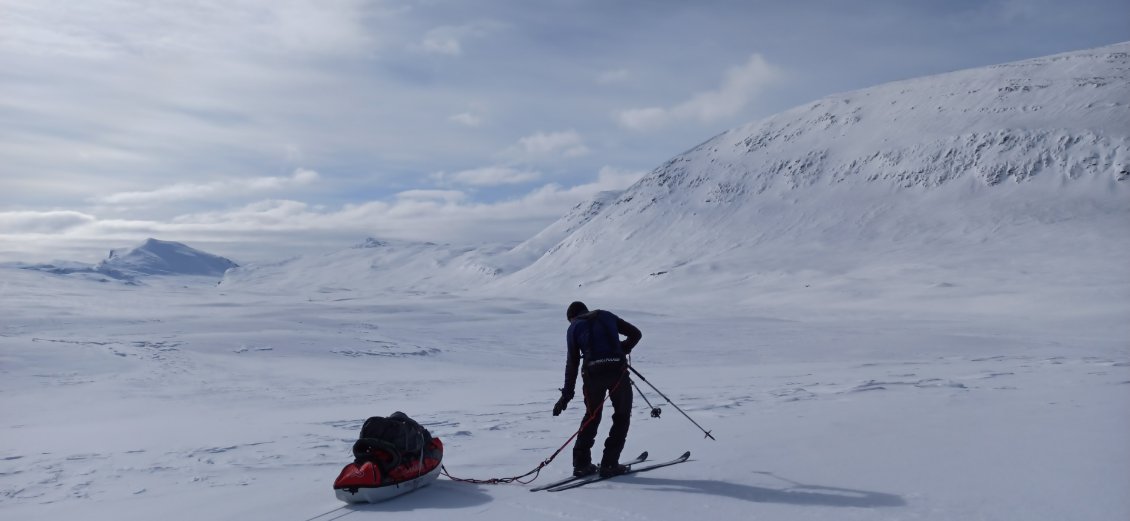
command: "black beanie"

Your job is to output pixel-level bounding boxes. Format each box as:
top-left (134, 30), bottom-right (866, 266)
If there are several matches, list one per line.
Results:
top-left (566, 301), bottom-right (588, 320)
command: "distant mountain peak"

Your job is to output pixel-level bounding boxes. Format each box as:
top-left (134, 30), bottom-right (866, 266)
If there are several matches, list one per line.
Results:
top-left (354, 238), bottom-right (389, 249)
top-left (98, 239), bottom-right (238, 277)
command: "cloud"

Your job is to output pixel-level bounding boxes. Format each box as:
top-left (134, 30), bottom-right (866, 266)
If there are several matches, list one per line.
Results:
top-left (433, 166), bottom-right (540, 187)
top-left (505, 130), bottom-right (590, 161)
top-left (166, 199), bottom-right (318, 228)
top-left (0, 163), bottom-right (650, 262)
top-left (0, 1), bottom-right (379, 59)
top-left (617, 107), bottom-right (669, 131)
top-left (95, 168), bottom-right (321, 205)
top-left (395, 190), bottom-right (467, 203)
top-left (96, 165), bottom-right (638, 238)
top-left (449, 112), bottom-right (483, 127)
top-left (0, 210), bottom-right (97, 233)
top-left (417, 21), bottom-right (502, 56)
top-left (421, 32), bottom-right (462, 55)
top-left (594, 165), bottom-right (647, 188)
top-left (597, 68), bottom-right (631, 84)
top-left (988, 0), bottom-right (1045, 23)
top-left (0, 1), bottom-right (398, 210)
top-left (617, 53), bottom-right (781, 131)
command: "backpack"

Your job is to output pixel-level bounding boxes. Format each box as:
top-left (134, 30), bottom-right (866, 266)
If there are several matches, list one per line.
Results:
top-left (571, 310), bottom-right (624, 362)
top-left (352, 412), bottom-right (432, 472)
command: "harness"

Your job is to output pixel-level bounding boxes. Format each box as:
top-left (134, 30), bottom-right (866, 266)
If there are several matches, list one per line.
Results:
top-left (572, 311), bottom-right (625, 370)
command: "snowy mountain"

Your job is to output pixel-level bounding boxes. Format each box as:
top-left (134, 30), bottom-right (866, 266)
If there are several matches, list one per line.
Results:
top-left (18, 238), bottom-right (238, 282)
top-left (496, 43), bottom-right (1129, 301)
top-left (213, 192), bottom-right (630, 296)
top-left (493, 190), bottom-right (624, 271)
top-left (215, 44), bottom-right (1128, 304)
top-left (98, 238), bottom-right (239, 277)
top-left (219, 237), bottom-right (505, 295)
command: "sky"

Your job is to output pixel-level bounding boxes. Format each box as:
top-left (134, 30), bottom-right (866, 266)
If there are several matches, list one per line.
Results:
top-left (1, 0), bottom-right (1127, 263)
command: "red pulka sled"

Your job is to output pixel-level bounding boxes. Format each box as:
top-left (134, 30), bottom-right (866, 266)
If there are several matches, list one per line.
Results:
top-left (332, 413), bottom-right (443, 503)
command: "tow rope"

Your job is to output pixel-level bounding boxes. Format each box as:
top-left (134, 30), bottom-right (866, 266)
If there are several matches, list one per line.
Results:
top-left (440, 366), bottom-right (629, 485)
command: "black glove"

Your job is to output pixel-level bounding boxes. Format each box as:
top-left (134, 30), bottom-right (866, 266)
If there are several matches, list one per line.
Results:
top-left (553, 389), bottom-right (573, 416)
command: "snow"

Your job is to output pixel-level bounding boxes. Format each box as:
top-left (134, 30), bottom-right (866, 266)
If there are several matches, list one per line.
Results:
top-left (98, 238), bottom-right (238, 278)
top-left (219, 237), bottom-right (503, 296)
top-left (2, 43), bottom-right (1129, 521)
top-left (497, 43), bottom-right (1130, 298)
top-left (13, 238), bottom-right (239, 283)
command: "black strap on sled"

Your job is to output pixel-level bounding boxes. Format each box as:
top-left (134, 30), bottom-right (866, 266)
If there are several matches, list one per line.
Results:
top-left (352, 437), bottom-right (403, 474)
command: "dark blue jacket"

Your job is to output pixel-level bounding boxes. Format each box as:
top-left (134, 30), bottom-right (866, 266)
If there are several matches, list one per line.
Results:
top-left (562, 310), bottom-right (642, 398)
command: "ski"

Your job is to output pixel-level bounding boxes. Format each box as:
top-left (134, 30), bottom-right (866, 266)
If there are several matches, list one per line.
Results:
top-left (544, 451), bottom-right (690, 492)
top-left (529, 451), bottom-right (648, 492)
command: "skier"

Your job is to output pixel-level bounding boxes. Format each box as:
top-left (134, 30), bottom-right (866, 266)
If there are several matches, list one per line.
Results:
top-left (553, 301), bottom-right (642, 478)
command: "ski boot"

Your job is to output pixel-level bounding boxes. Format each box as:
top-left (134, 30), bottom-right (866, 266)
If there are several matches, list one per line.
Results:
top-left (573, 463), bottom-right (597, 477)
top-left (599, 462), bottom-right (629, 478)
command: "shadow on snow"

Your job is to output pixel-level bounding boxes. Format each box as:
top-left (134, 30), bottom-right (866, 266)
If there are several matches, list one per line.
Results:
top-left (339, 472), bottom-right (904, 512)
top-left (614, 473), bottom-right (906, 508)
top-left (343, 481), bottom-right (493, 513)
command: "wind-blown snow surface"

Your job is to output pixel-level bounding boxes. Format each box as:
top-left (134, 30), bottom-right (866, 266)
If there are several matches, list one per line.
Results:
top-left (3, 44), bottom-right (1130, 521)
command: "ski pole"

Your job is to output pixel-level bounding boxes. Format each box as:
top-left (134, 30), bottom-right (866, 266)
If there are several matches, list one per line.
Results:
top-left (630, 378), bottom-right (663, 418)
top-left (627, 364), bottom-right (716, 440)
top-left (626, 355), bottom-right (661, 417)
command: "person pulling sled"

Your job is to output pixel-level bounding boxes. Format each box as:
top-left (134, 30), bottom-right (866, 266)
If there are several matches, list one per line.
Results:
top-left (553, 301), bottom-right (642, 478)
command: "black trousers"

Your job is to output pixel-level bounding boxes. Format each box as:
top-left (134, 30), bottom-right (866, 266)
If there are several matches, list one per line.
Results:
top-left (573, 365), bottom-right (632, 468)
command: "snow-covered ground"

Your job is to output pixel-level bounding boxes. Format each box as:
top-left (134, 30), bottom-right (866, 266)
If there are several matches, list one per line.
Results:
top-left (3, 43), bottom-right (1129, 520)
top-left (1, 264), bottom-right (1127, 521)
